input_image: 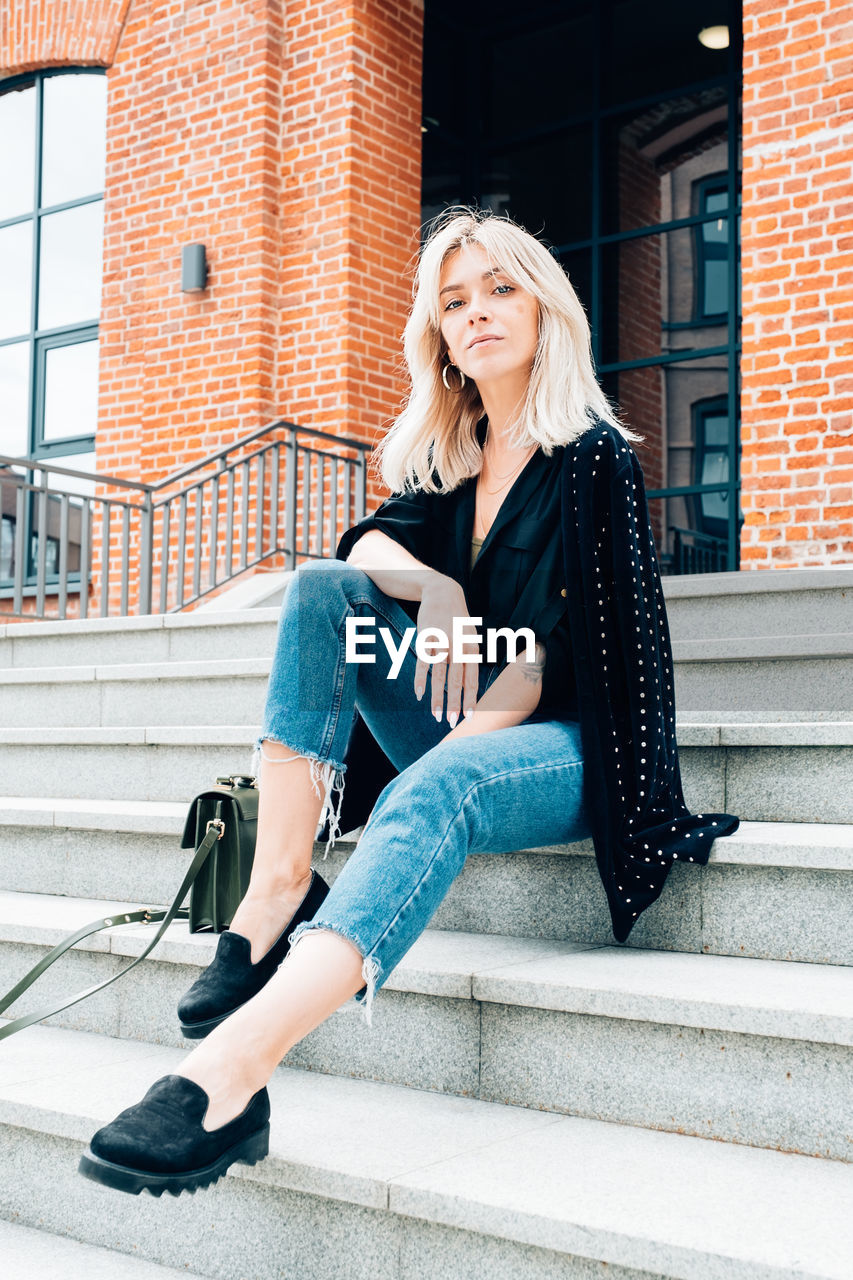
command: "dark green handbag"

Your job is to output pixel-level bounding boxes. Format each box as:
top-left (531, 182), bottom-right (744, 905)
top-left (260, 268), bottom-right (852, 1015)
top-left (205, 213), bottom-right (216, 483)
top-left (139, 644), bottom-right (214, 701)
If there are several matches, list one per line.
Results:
top-left (0, 774), bottom-right (259, 1042)
top-left (181, 774), bottom-right (259, 933)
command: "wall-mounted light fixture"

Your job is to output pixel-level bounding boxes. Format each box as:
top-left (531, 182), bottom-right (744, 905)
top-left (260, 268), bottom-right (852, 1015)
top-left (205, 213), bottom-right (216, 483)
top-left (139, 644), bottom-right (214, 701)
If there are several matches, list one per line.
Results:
top-left (698, 25), bottom-right (729, 49)
top-left (181, 244), bottom-right (208, 292)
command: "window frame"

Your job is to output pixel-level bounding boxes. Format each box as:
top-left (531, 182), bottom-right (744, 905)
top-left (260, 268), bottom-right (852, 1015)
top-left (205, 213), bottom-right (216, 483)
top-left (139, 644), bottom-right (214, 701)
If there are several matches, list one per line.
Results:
top-left (693, 173), bottom-right (730, 322)
top-left (0, 67), bottom-right (105, 590)
top-left (421, 0), bottom-right (743, 574)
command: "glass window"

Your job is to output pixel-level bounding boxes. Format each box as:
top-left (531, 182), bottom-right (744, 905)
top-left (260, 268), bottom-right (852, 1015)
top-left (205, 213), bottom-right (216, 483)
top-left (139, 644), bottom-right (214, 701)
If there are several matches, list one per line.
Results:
top-left (0, 83), bottom-right (36, 221)
top-left (558, 248), bottom-right (594, 327)
top-left (43, 338), bottom-right (100, 442)
top-left (0, 221), bottom-right (34, 341)
top-left (422, 15), bottom-right (469, 145)
top-left (41, 73), bottom-right (107, 207)
top-left (421, 132), bottom-right (466, 227)
top-left (695, 405), bottom-right (731, 531)
top-left (0, 70), bottom-right (105, 587)
top-left (485, 126), bottom-right (593, 248)
top-left (601, 87), bottom-right (730, 235)
top-left (0, 69), bottom-right (104, 461)
top-left (696, 182), bottom-right (729, 318)
top-left (600, 219), bottom-right (731, 367)
top-left (0, 342), bottom-right (31, 454)
top-left (38, 202), bottom-right (104, 330)
top-left (486, 7), bottom-right (595, 138)
top-left (422, 0), bottom-right (741, 574)
top-left (602, 0), bottom-right (733, 107)
top-left (0, 515), bottom-right (14, 579)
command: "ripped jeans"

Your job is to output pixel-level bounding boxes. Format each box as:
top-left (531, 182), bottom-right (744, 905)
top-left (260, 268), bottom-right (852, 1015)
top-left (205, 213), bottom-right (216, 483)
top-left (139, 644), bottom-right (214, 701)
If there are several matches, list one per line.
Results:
top-left (253, 558), bottom-right (590, 1027)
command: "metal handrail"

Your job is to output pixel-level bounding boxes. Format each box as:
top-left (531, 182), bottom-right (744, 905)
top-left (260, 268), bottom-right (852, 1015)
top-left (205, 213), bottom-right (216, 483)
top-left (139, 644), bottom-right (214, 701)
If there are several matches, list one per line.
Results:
top-left (0, 419), bottom-right (372, 620)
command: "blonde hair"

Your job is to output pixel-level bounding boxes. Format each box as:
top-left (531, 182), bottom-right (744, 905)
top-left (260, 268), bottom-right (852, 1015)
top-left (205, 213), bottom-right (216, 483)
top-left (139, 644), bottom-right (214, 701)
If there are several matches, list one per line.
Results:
top-left (374, 205), bottom-right (642, 494)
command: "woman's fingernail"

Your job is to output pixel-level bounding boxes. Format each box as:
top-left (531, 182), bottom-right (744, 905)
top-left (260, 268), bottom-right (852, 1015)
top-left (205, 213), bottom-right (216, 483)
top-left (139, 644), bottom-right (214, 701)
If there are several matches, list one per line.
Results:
top-left (434, 707), bottom-right (442, 721)
top-left (448, 711), bottom-right (458, 728)
top-left (415, 686), bottom-right (424, 700)
top-left (465, 708), bottom-right (474, 719)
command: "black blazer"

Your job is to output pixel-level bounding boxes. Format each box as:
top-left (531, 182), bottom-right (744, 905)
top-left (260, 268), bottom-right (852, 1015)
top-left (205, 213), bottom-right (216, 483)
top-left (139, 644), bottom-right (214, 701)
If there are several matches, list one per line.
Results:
top-left (318, 417), bottom-right (740, 943)
top-left (335, 415), bottom-right (574, 718)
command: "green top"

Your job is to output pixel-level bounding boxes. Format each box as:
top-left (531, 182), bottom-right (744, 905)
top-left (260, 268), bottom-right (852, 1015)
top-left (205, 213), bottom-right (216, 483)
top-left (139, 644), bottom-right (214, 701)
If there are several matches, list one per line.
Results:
top-left (470, 534), bottom-right (484, 571)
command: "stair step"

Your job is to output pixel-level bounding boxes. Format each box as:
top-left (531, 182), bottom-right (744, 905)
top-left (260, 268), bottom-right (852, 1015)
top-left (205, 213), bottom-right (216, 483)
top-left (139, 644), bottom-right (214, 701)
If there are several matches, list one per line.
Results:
top-left (1, 637), bottom-right (850, 726)
top-left (0, 609), bottom-right (281, 669)
top-left (671, 634), bottom-right (853, 723)
top-left (661, 566), bottom-right (853, 641)
top-left (0, 805), bottom-right (850, 966)
top-left (1, 892), bottom-right (850, 1161)
top-left (0, 1219), bottom-right (208, 1280)
top-left (0, 1022), bottom-right (850, 1280)
top-left (2, 798), bottom-right (849, 868)
top-left (0, 658), bottom-right (270, 728)
top-left (0, 722), bottom-right (850, 823)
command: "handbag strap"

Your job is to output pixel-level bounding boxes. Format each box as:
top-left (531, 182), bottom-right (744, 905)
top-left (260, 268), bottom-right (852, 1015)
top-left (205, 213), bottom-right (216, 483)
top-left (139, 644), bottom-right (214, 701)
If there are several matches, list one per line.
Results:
top-left (0, 821), bottom-right (224, 1043)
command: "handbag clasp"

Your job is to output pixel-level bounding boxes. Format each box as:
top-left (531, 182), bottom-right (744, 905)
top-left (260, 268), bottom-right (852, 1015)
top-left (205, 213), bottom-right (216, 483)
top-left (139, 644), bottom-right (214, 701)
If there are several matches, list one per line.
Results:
top-left (206, 818), bottom-right (226, 840)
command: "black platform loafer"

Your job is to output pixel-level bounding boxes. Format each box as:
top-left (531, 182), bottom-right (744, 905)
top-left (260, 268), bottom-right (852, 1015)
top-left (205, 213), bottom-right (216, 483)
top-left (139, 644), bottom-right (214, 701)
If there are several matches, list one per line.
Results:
top-left (177, 867), bottom-right (330, 1039)
top-left (78, 1074), bottom-right (270, 1196)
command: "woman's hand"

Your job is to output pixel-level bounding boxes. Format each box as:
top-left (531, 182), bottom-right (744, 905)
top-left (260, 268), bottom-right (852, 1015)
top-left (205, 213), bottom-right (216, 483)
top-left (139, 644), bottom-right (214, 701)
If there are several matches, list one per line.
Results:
top-left (414, 575), bottom-right (481, 727)
top-left (442, 639), bottom-right (546, 741)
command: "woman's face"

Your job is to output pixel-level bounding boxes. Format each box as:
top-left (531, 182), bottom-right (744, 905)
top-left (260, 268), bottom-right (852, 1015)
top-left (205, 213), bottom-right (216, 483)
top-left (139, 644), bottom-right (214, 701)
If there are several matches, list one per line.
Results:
top-left (438, 244), bottom-right (539, 389)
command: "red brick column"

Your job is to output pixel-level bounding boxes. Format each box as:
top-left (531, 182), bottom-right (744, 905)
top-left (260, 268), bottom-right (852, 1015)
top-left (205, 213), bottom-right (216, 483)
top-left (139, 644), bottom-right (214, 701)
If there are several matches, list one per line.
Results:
top-left (275, 1), bottom-right (423, 459)
top-left (94, 1), bottom-right (420, 481)
top-left (740, 0), bottom-right (853, 567)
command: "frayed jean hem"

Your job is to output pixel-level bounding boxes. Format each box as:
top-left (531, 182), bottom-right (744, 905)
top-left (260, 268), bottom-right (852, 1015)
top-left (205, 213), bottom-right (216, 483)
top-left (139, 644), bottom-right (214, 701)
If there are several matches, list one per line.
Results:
top-left (250, 735), bottom-right (347, 862)
top-left (286, 919), bottom-right (381, 1028)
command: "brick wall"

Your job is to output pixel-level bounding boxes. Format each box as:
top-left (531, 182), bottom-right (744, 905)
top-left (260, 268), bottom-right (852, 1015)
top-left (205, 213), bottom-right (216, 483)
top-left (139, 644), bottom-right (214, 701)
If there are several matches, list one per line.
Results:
top-left (0, 0), bottom-right (130, 70)
top-left (740, 0), bottom-right (853, 567)
top-left (1, 0), bottom-right (424, 616)
top-left (96, 0), bottom-right (423, 491)
top-left (5, 0), bottom-right (852, 618)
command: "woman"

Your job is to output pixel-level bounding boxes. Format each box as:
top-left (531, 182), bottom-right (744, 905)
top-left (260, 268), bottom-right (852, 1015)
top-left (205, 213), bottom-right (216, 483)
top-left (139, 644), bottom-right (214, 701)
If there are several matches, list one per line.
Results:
top-left (78, 207), bottom-right (738, 1196)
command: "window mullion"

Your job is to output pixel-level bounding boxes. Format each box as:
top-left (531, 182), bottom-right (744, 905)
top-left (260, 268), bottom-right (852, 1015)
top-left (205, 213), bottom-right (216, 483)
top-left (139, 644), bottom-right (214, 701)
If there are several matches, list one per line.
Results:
top-left (30, 74), bottom-right (43, 456)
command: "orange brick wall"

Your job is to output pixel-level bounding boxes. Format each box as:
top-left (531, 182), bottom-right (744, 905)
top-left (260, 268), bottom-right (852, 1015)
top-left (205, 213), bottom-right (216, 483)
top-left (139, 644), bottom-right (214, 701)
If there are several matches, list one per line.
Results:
top-left (5, 0), bottom-right (852, 617)
top-left (0, 0), bottom-right (130, 69)
top-left (96, 0), bottom-right (423, 489)
top-left (740, 0), bottom-right (853, 567)
top-left (1, 0), bottom-right (423, 616)
top-left (2, 0), bottom-right (422, 482)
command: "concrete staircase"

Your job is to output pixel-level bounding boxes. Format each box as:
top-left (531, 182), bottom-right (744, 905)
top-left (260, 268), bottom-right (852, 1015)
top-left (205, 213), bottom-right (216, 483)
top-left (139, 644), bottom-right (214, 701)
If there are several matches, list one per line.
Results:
top-left (0, 567), bottom-right (851, 1279)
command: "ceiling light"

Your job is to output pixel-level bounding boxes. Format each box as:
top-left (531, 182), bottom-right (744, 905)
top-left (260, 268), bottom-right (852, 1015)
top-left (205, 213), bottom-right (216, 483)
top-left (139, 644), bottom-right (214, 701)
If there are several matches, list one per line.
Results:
top-left (698, 25), bottom-right (729, 49)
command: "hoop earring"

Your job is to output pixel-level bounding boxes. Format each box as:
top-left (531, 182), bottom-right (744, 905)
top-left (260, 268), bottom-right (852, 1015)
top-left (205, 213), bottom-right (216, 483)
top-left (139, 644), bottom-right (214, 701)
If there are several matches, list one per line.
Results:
top-left (442, 361), bottom-right (466, 392)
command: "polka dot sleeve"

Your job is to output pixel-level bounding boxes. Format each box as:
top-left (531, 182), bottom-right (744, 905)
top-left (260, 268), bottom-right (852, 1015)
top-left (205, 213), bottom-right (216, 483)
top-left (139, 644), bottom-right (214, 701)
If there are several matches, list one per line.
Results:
top-left (562, 422), bottom-right (740, 943)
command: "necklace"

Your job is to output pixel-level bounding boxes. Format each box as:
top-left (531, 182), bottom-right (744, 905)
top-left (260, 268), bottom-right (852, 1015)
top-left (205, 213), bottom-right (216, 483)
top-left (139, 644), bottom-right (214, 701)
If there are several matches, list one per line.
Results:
top-left (479, 426), bottom-right (537, 495)
top-left (474, 428), bottom-right (538, 538)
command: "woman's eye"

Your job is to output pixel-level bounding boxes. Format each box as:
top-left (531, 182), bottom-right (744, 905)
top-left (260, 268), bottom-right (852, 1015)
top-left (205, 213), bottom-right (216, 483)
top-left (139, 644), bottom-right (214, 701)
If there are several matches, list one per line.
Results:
top-left (444, 285), bottom-right (512, 311)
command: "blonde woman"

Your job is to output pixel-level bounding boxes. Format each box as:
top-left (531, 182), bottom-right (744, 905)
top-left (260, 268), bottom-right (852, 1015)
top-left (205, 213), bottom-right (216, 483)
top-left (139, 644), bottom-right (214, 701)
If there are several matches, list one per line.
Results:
top-left (79, 207), bottom-right (738, 1195)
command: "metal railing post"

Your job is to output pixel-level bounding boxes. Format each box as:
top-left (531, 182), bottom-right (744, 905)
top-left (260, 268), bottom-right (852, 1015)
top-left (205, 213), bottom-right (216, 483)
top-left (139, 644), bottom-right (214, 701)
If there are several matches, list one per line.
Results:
top-left (139, 492), bottom-right (153, 616)
top-left (284, 429), bottom-right (296, 571)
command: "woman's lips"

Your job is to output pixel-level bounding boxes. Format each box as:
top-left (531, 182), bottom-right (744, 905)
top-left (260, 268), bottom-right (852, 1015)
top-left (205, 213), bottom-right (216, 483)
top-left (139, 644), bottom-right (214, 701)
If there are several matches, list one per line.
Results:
top-left (469, 336), bottom-right (501, 349)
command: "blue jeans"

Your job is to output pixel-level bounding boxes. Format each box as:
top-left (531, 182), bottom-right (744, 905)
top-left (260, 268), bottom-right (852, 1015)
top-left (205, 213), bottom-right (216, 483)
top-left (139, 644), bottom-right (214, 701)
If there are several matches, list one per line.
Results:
top-left (254, 558), bottom-right (590, 1026)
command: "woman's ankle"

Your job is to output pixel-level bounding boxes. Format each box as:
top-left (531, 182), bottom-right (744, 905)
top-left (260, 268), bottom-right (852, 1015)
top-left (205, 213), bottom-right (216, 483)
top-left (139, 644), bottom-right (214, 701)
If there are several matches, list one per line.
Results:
top-left (242, 868), bottom-right (314, 906)
top-left (176, 1051), bottom-right (264, 1132)
top-left (228, 877), bottom-right (315, 961)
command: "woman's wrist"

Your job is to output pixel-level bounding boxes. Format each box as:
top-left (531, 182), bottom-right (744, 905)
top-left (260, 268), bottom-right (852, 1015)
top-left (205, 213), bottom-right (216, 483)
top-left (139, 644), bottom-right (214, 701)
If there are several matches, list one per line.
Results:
top-left (419, 570), bottom-right (460, 603)
top-left (441, 642), bottom-right (545, 740)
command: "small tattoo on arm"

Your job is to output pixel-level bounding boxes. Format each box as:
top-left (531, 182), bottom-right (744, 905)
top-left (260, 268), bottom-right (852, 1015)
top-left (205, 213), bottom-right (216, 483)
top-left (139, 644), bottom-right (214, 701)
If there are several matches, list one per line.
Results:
top-left (519, 641), bottom-right (546, 685)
